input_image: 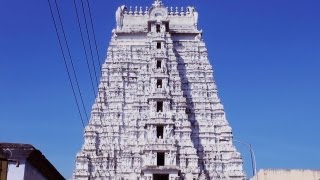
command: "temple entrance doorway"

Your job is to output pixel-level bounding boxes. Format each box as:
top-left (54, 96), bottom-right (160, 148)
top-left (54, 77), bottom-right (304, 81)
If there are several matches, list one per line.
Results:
top-left (153, 174), bottom-right (169, 180)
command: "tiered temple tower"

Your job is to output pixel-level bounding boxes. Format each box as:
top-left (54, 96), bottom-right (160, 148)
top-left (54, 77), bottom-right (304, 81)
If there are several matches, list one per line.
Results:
top-left (73, 1), bottom-right (246, 179)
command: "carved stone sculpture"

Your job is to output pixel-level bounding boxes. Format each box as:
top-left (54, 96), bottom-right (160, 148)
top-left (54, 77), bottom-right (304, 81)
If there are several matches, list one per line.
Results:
top-left (116, 5), bottom-right (126, 30)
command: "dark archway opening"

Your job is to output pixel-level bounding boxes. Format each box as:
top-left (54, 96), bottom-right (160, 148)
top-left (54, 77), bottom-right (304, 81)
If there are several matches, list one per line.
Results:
top-left (156, 24), bottom-right (161, 33)
top-left (157, 152), bottom-right (165, 166)
top-left (153, 174), bottom-right (169, 180)
top-left (157, 101), bottom-right (163, 112)
top-left (157, 79), bottom-right (162, 88)
top-left (156, 60), bottom-right (162, 69)
top-left (157, 42), bottom-right (161, 49)
top-left (156, 126), bottom-right (164, 138)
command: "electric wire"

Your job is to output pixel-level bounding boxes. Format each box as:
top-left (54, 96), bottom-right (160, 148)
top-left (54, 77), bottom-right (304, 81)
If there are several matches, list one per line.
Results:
top-left (72, 0), bottom-right (97, 97)
top-left (80, 0), bottom-right (104, 123)
top-left (47, 0), bottom-right (85, 127)
top-left (79, 0), bottom-right (99, 86)
top-left (53, 0), bottom-right (89, 121)
top-left (84, 0), bottom-right (102, 69)
top-left (84, 0), bottom-right (105, 125)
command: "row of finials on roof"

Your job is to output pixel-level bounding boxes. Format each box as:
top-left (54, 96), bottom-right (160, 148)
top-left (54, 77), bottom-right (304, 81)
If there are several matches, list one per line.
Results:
top-left (122, 6), bottom-right (196, 16)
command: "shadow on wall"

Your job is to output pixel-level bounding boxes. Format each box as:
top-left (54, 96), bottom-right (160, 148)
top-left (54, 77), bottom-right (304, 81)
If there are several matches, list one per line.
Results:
top-left (174, 48), bottom-right (209, 179)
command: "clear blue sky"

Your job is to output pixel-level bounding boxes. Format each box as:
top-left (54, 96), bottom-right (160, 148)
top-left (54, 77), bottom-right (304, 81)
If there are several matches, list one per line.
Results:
top-left (0, 0), bottom-right (319, 178)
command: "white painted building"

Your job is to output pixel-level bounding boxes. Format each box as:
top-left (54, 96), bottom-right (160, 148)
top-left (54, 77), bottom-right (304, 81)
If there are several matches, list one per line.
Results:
top-left (251, 169), bottom-right (320, 180)
top-left (0, 143), bottom-right (64, 180)
top-left (73, 1), bottom-right (245, 179)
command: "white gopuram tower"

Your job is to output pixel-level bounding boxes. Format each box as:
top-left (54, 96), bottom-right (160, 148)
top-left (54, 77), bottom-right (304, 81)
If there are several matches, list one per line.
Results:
top-left (73, 1), bottom-right (246, 179)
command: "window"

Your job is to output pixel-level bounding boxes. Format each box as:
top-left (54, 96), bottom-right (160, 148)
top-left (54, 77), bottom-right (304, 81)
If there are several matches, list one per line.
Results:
top-left (165, 22), bottom-right (169, 32)
top-left (156, 24), bottom-right (161, 33)
top-left (157, 42), bottom-right (161, 49)
top-left (156, 126), bottom-right (164, 138)
top-left (156, 60), bottom-right (161, 69)
top-left (157, 101), bottom-right (163, 112)
top-left (157, 152), bottom-right (165, 166)
top-left (157, 79), bottom-right (162, 88)
top-left (148, 23), bottom-right (151, 32)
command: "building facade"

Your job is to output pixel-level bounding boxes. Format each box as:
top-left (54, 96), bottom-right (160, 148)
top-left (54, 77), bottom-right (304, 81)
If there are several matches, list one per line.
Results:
top-left (251, 169), bottom-right (320, 180)
top-left (73, 1), bottom-right (245, 179)
top-left (0, 143), bottom-right (64, 180)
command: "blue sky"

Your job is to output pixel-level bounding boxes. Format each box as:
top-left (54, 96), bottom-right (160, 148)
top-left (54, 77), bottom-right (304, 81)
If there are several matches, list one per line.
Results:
top-left (0, 0), bottom-right (319, 178)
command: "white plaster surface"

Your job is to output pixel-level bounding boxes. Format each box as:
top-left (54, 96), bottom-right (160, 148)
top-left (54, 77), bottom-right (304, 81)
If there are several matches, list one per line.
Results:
top-left (6, 161), bottom-right (45, 180)
top-left (251, 169), bottom-right (320, 180)
top-left (7, 162), bottom-right (25, 180)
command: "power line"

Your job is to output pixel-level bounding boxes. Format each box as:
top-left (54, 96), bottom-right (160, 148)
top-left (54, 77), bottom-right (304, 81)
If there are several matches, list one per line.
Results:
top-left (72, 0), bottom-right (97, 97)
top-left (53, 0), bottom-right (89, 122)
top-left (79, 0), bottom-right (99, 87)
top-left (79, 0), bottom-right (104, 124)
top-left (47, 0), bottom-right (85, 127)
top-left (84, 0), bottom-right (102, 69)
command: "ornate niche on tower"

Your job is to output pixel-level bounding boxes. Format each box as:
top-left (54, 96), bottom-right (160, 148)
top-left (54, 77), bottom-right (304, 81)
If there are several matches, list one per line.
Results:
top-left (148, 3), bottom-right (169, 33)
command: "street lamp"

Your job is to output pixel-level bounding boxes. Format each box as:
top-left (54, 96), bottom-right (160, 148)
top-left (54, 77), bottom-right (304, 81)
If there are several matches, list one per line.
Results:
top-left (233, 139), bottom-right (257, 179)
